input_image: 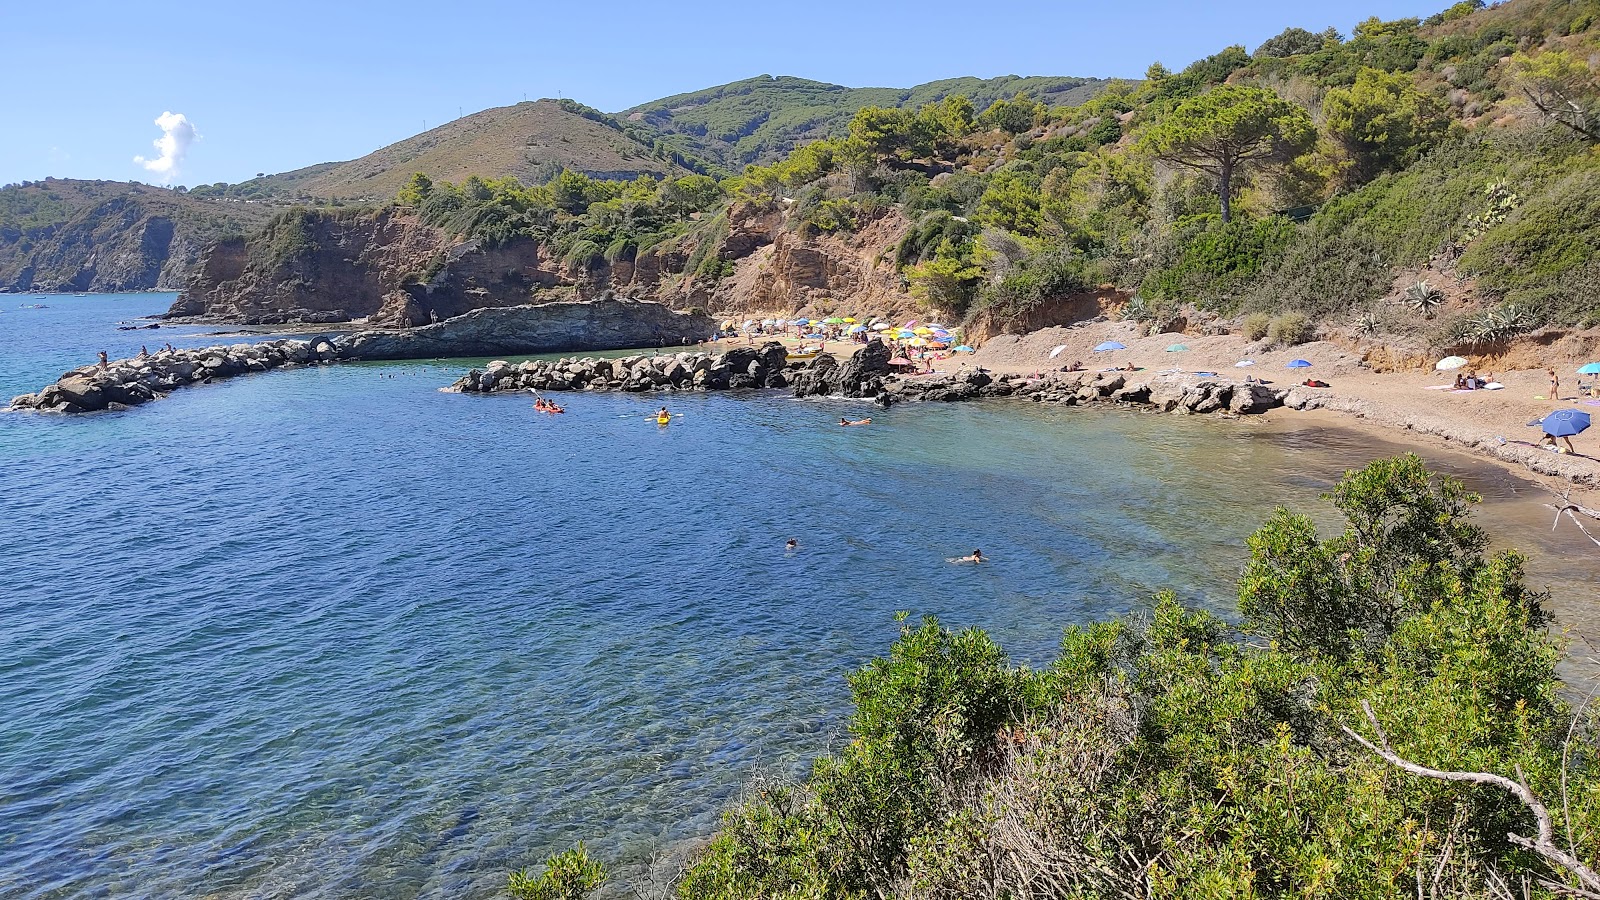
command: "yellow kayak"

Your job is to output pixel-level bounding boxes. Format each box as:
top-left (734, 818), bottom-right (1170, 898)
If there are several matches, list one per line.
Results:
top-left (656, 415), bottom-right (671, 426)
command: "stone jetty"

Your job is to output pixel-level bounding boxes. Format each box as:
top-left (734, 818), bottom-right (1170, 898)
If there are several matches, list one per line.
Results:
top-left (449, 339), bottom-right (899, 398)
top-left (9, 338), bottom-right (343, 413)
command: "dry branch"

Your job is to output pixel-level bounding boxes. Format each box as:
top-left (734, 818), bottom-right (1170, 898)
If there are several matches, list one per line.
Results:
top-left (1342, 700), bottom-right (1600, 896)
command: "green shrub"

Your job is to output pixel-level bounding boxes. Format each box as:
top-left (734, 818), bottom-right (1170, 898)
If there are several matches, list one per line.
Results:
top-left (508, 844), bottom-right (605, 900)
top-left (1241, 311), bottom-right (1272, 340)
top-left (1268, 310), bottom-right (1314, 345)
top-left (1140, 217), bottom-right (1296, 310)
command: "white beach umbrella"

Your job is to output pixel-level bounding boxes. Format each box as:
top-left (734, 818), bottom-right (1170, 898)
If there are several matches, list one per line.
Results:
top-left (1234, 360), bottom-right (1255, 367)
top-left (1049, 344), bottom-right (1068, 359)
top-left (1436, 356), bottom-right (1469, 370)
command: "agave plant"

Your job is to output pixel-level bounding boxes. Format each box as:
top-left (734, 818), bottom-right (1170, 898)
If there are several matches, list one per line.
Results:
top-left (1405, 279), bottom-right (1444, 319)
top-left (1460, 303), bottom-right (1538, 345)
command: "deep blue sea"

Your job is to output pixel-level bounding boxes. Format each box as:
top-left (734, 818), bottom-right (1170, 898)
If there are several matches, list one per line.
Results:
top-left (3, 293), bottom-right (1597, 899)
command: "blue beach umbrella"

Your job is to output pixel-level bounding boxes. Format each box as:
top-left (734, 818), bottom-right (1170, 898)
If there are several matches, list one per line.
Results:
top-left (1541, 409), bottom-right (1591, 437)
top-left (1093, 341), bottom-right (1126, 352)
top-left (896, 329), bottom-right (917, 339)
top-left (848, 324), bottom-right (868, 333)
top-left (1165, 344), bottom-right (1189, 352)
top-left (1579, 362), bottom-right (1600, 375)
top-left (953, 345), bottom-right (975, 353)
top-left (794, 318), bottom-right (811, 325)
top-left (1286, 359), bottom-right (1312, 368)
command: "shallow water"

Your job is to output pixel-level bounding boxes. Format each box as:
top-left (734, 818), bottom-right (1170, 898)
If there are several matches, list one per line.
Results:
top-left (2, 294), bottom-right (1597, 899)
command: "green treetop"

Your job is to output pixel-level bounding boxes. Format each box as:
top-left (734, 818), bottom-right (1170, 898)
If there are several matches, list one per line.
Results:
top-left (1138, 84), bottom-right (1314, 222)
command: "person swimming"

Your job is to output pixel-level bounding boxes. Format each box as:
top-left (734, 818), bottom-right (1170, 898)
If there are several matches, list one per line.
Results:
top-left (785, 538), bottom-right (798, 551)
top-left (955, 549), bottom-right (983, 564)
top-left (839, 417), bottom-right (872, 426)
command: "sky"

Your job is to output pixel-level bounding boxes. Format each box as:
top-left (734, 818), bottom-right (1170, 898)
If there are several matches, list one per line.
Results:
top-left (3, 0), bottom-right (1449, 188)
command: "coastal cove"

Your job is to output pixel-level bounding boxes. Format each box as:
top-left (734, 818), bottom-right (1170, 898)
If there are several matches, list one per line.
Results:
top-left (4, 294), bottom-right (1600, 900)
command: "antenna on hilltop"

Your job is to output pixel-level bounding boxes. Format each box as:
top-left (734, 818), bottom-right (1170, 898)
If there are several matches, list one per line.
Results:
top-left (459, 106), bottom-right (463, 119)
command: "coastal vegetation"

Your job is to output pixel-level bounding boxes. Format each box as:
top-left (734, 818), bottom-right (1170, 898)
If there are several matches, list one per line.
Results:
top-left (531, 455), bottom-right (1599, 898)
top-left (271, 0), bottom-right (1600, 350)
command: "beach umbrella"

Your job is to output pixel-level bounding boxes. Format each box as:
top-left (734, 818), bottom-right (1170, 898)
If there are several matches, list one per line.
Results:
top-left (842, 317), bottom-right (857, 324)
top-left (888, 358), bottom-right (915, 367)
top-left (848, 324), bottom-right (868, 333)
top-left (1234, 360), bottom-right (1255, 367)
top-left (910, 337), bottom-right (929, 347)
top-left (904, 320), bottom-right (919, 327)
top-left (794, 318), bottom-right (811, 325)
top-left (954, 345), bottom-right (975, 353)
top-left (1286, 359), bottom-right (1312, 368)
top-left (929, 323), bottom-right (946, 329)
top-left (1541, 409), bottom-right (1591, 437)
top-left (914, 327), bottom-right (934, 335)
top-left (1436, 356), bottom-right (1469, 371)
top-left (721, 320), bottom-right (735, 329)
top-left (1166, 344), bottom-right (1189, 352)
top-left (824, 317), bottom-right (844, 324)
top-left (871, 322), bottom-right (891, 331)
top-left (1093, 341), bottom-right (1126, 352)
top-left (1049, 344), bottom-right (1068, 359)
top-left (896, 329), bottom-right (916, 339)
top-left (1579, 362), bottom-right (1600, 375)
top-left (762, 318), bottom-right (777, 326)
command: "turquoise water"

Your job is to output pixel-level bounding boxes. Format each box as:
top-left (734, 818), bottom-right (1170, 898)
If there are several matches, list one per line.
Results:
top-left (3, 294), bottom-right (1598, 899)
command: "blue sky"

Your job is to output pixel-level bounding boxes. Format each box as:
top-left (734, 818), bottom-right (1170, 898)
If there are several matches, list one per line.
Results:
top-left (5, 0), bottom-right (1447, 188)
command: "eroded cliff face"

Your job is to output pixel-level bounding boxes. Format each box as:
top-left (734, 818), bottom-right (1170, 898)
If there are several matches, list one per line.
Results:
top-left (0, 184), bottom-right (276, 294)
top-left (2, 199), bottom-right (182, 292)
top-left (170, 202), bottom-right (924, 326)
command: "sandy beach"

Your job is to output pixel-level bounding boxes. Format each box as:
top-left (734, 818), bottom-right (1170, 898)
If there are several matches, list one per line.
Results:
top-left (714, 321), bottom-right (1600, 513)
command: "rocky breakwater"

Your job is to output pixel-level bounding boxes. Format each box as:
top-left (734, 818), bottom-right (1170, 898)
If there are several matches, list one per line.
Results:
top-left (451, 343), bottom-right (795, 394)
top-left (9, 338), bottom-right (341, 413)
top-left (449, 338), bottom-right (898, 398)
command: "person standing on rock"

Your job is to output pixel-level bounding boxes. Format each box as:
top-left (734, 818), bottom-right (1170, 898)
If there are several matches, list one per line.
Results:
top-left (97, 351), bottom-right (108, 371)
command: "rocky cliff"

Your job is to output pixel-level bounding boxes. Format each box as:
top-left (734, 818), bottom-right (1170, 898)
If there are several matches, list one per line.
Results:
top-left (342, 299), bottom-right (714, 359)
top-left (0, 181), bottom-right (277, 293)
top-left (170, 202), bottom-right (923, 326)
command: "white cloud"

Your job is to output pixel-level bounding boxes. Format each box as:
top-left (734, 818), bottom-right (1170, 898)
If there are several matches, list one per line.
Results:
top-left (134, 111), bottom-right (198, 182)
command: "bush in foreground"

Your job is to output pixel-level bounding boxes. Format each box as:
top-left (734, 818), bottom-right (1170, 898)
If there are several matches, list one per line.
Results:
top-left (670, 455), bottom-right (1592, 899)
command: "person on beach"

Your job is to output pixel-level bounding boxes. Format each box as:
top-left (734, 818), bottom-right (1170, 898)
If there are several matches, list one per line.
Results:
top-left (1541, 432), bottom-right (1576, 454)
top-left (97, 351), bottom-right (108, 371)
top-left (956, 549), bottom-right (983, 564)
top-left (1550, 368), bottom-right (1561, 401)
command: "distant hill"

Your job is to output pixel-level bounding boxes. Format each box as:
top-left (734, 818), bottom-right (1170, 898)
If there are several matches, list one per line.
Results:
top-left (0, 179), bottom-right (280, 292)
top-left (230, 100), bottom-right (698, 202)
top-left (620, 74), bottom-right (1114, 168)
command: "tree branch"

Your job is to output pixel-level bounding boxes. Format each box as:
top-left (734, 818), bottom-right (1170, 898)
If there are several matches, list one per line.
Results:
top-left (1342, 700), bottom-right (1600, 893)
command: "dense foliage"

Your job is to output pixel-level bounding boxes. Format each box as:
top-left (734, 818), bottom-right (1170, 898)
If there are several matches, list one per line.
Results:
top-left (583, 455), bottom-right (1590, 899)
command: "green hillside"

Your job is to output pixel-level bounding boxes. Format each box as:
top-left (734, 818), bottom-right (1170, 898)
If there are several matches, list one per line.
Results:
top-left (215, 100), bottom-right (700, 202)
top-left (620, 74), bottom-right (1112, 168)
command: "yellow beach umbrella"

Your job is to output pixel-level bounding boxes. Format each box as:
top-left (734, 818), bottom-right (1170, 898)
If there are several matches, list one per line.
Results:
top-left (842, 317), bottom-right (857, 324)
top-left (909, 337), bottom-right (929, 347)
top-left (913, 327), bottom-right (934, 336)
